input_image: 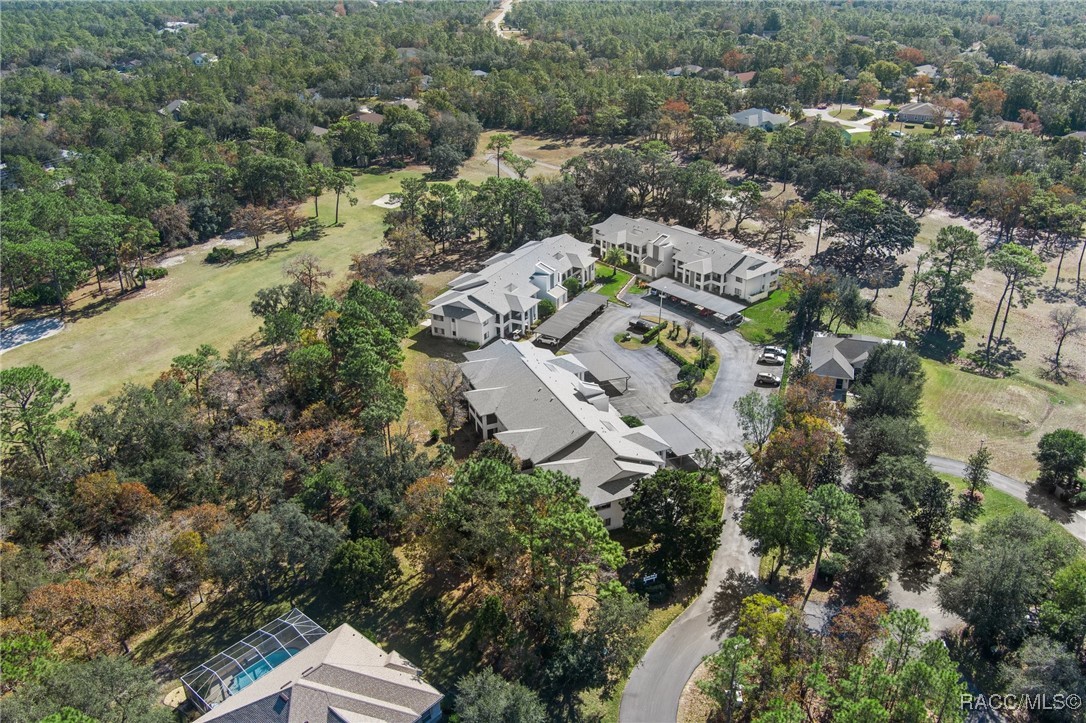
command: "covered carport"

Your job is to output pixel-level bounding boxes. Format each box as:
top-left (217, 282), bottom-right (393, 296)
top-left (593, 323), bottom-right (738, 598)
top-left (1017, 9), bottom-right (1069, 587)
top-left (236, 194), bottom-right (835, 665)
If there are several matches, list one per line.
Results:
top-left (535, 291), bottom-right (608, 345)
top-left (647, 278), bottom-right (746, 317)
top-left (574, 350), bottom-right (630, 392)
top-left (642, 414), bottom-right (711, 467)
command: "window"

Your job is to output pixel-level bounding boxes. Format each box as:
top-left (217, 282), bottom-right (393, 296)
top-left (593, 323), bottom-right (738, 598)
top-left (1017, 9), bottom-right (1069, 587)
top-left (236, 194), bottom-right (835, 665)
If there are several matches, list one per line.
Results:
top-left (485, 413), bottom-right (497, 424)
top-left (603, 518), bottom-right (612, 527)
top-left (435, 328), bottom-right (444, 335)
top-left (594, 502), bottom-right (612, 511)
top-left (433, 314), bottom-right (444, 322)
top-left (483, 332), bottom-right (489, 340)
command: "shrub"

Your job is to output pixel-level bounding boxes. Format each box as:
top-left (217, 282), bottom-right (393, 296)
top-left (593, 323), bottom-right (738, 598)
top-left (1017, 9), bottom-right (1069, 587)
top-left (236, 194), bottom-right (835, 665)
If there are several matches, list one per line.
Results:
top-left (205, 246), bottom-right (236, 264)
top-left (641, 321), bottom-right (667, 343)
top-left (538, 299), bottom-right (556, 319)
top-left (657, 339), bottom-right (685, 366)
top-left (621, 414), bottom-right (644, 428)
top-left (818, 552), bottom-right (847, 581)
top-left (9, 284), bottom-right (60, 308)
top-left (563, 276), bottom-right (583, 297)
top-left (430, 429), bottom-right (441, 442)
top-left (141, 267), bottom-right (168, 281)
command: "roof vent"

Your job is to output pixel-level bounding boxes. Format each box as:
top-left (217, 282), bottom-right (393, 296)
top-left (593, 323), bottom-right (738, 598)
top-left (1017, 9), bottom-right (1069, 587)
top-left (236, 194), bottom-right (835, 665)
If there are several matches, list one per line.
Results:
top-left (279, 692), bottom-right (291, 702)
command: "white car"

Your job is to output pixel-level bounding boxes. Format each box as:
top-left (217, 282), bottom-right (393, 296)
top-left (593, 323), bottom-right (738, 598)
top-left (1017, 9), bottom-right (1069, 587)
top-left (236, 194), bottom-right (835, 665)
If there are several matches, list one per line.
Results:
top-left (756, 372), bottom-right (782, 387)
top-left (763, 345), bottom-right (787, 357)
top-left (759, 353), bottom-right (786, 366)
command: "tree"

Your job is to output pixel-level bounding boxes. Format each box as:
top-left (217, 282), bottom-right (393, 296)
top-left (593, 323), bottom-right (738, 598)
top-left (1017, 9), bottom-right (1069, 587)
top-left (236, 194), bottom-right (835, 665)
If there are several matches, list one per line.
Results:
top-left (938, 512), bottom-right (1080, 651)
top-left (1040, 558), bottom-right (1086, 659)
top-left (307, 164), bottom-right (333, 218)
top-left (1044, 306), bottom-right (1085, 382)
top-left (733, 391), bottom-right (783, 453)
top-left (471, 177), bottom-right (548, 250)
top-left (810, 191), bottom-right (841, 258)
top-left (756, 198), bottom-right (809, 259)
top-left (1034, 429), bottom-right (1086, 497)
top-left (725, 181), bottom-right (763, 234)
top-left (329, 118), bottom-right (380, 167)
top-left (385, 224), bottom-right (429, 269)
top-left (0, 365), bottom-right (76, 475)
top-left (455, 670), bottom-right (546, 723)
top-left (3, 656), bottom-right (171, 723)
top-left (486, 133), bottom-right (514, 177)
top-left (421, 359), bottom-right (466, 436)
top-left (825, 276), bottom-right (870, 333)
top-left (624, 469), bottom-right (723, 577)
top-left (170, 344), bottom-right (220, 397)
top-left (918, 226), bottom-right (986, 334)
top-left (537, 299), bottom-right (556, 319)
top-left (1000, 636), bottom-right (1086, 723)
top-left (330, 170), bottom-right (357, 225)
top-left (984, 242), bottom-right (1045, 365)
top-left (501, 151), bottom-right (535, 180)
top-left (232, 205), bottom-right (273, 250)
top-left (283, 253), bottom-right (332, 296)
top-left (806, 484), bottom-right (863, 590)
top-left (825, 190), bottom-right (919, 276)
top-left (276, 202), bottom-right (306, 242)
top-left (678, 363), bottom-right (704, 392)
top-left (740, 474), bottom-right (816, 584)
top-left (420, 183), bottom-right (469, 254)
top-left (963, 443), bottom-right (992, 503)
top-left (325, 537), bottom-right (399, 602)
top-left (603, 246), bottom-right (628, 276)
top-left (699, 636), bottom-right (756, 723)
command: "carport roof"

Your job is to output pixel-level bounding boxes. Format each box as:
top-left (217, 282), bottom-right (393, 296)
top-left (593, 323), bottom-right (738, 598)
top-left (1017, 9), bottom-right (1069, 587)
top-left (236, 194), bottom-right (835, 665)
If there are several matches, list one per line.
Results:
top-left (535, 292), bottom-right (608, 340)
top-left (643, 415), bottom-right (710, 458)
top-left (573, 350), bottom-right (629, 384)
top-left (647, 278), bottom-right (746, 317)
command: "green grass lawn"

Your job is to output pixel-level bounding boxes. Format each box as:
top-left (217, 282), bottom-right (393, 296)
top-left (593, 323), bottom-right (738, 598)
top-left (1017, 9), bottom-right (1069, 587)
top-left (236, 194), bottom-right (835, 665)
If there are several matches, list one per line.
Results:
top-left (738, 290), bottom-right (791, 345)
top-left (940, 473), bottom-right (1081, 547)
top-left (2, 170), bottom-right (419, 409)
top-left (594, 267), bottom-right (633, 303)
top-left (657, 336), bottom-right (719, 397)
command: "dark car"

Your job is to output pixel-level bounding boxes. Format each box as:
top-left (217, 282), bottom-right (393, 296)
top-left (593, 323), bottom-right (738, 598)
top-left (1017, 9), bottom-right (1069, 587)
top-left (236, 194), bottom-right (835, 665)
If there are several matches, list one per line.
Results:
top-left (630, 318), bottom-right (652, 332)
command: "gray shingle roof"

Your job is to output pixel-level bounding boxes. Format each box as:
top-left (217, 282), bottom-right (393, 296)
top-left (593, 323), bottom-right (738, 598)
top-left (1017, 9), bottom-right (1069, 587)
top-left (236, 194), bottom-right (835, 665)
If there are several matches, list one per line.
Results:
top-left (809, 334), bottom-right (905, 381)
top-left (730, 108), bottom-right (790, 128)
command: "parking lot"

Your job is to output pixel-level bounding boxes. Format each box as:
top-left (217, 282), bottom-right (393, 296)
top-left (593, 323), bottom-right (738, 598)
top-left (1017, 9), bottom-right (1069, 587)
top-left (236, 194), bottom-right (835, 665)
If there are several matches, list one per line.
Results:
top-left (562, 296), bottom-right (772, 452)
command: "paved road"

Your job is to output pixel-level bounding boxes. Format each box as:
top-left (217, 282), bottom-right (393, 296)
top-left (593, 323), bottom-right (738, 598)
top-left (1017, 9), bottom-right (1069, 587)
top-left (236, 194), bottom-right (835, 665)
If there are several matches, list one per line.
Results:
top-left (560, 299), bottom-right (765, 723)
top-left (802, 105), bottom-right (887, 134)
top-left (0, 317), bottom-right (65, 353)
top-left (927, 455), bottom-right (1085, 544)
top-left (620, 492), bottom-right (760, 723)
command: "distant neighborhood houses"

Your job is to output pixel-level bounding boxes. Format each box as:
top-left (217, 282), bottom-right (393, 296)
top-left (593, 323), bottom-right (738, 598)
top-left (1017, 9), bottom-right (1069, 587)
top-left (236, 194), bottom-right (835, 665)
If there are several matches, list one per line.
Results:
top-left (895, 101), bottom-right (956, 124)
top-left (730, 107), bottom-right (790, 130)
top-left (158, 20), bottom-right (197, 34)
top-left (188, 51), bottom-right (219, 66)
top-left (158, 99), bottom-right (188, 119)
top-left (591, 215), bottom-right (782, 304)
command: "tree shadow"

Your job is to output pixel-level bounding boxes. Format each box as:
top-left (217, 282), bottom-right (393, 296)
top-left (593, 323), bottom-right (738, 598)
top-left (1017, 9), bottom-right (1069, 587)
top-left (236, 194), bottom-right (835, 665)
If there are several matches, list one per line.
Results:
top-left (708, 569), bottom-right (762, 640)
top-left (1024, 483), bottom-right (1077, 525)
top-left (915, 329), bottom-right (965, 362)
top-left (896, 553), bottom-right (942, 594)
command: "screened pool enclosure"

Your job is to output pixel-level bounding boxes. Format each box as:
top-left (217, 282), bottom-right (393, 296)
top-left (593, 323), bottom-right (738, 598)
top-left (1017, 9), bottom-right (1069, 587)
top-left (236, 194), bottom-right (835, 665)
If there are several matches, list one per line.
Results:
top-left (181, 608), bottom-right (328, 712)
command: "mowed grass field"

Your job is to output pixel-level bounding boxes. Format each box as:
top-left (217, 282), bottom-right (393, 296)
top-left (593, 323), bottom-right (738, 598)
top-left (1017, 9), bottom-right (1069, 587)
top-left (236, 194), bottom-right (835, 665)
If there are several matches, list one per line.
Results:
top-left (1, 170), bottom-right (419, 408)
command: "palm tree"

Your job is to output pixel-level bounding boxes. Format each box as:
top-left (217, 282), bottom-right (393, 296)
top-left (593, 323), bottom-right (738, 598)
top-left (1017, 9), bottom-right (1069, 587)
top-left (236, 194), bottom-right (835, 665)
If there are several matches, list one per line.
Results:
top-left (603, 246), bottom-right (628, 277)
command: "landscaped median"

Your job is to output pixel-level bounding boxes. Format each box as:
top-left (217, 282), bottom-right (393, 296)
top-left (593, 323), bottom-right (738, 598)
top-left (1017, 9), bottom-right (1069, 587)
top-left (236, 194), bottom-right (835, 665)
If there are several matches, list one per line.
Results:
top-left (656, 334), bottom-right (719, 398)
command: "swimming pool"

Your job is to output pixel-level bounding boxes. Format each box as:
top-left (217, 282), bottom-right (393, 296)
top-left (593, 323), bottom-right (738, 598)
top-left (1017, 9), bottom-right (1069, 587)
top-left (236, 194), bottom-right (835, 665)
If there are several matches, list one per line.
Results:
top-left (228, 648), bottom-right (298, 694)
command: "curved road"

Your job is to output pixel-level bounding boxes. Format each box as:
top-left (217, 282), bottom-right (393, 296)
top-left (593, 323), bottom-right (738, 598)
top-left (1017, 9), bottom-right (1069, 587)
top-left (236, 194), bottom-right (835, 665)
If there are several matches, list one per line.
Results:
top-left (927, 455), bottom-right (1085, 544)
top-left (619, 492), bottom-right (759, 723)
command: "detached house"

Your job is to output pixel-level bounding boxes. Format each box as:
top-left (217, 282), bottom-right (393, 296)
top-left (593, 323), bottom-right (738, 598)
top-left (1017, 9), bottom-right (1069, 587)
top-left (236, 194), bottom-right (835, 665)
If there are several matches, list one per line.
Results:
top-left (809, 333), bottom-right (906, 392)
top-left (460, 341), bottom-right (675, 528)
top-left (730, 108), bottom-right (790, 130)
top-left (427, 234), bottom-right (596, 346)
top-left (188, 52), bottom-right (219, 66)
top-left (590, 215), bottom-right (781, 303)
top-left (896, 101), bottom-right (954, 124)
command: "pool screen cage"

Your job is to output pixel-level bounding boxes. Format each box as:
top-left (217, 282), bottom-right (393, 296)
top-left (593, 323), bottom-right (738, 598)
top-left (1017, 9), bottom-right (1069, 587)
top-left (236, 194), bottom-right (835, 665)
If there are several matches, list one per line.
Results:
top-left (181, 608), bottom-right (328, 712)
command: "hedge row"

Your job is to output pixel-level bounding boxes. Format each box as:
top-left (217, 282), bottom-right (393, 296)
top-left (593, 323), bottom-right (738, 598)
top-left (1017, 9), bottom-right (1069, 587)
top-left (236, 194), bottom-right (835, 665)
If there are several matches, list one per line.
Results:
top-left (641, 321), bottom-right (668, 343)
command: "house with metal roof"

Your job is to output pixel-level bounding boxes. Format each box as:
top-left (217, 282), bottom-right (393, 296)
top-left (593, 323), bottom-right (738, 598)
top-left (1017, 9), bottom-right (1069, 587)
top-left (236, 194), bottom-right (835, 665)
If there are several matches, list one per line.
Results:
top-left (808, 333), bottom-right (906, 392)
top-left (590, 215), bottom-right (781, 303)
top-left (185, 609), bottom-right (443, 723)
top-left (427, 234), bottom-right (596, 346)
top-left (459, 341), bottom-right (681, 529)
top-left (730, 108), bottom-right (790, 130)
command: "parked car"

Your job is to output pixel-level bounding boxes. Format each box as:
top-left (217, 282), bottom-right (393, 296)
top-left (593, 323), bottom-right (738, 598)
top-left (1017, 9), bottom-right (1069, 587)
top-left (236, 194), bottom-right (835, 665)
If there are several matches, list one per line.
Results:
top-left (755, 372), bottom-right (782, 387)
top-left (763, 345), bottom-right (787, 357)
top-left (759, 353), bottom-right (786, 365)
top-left (630, 318), bottom-right (652, 332)
top-left (891, 130), bottom-right (904, 138)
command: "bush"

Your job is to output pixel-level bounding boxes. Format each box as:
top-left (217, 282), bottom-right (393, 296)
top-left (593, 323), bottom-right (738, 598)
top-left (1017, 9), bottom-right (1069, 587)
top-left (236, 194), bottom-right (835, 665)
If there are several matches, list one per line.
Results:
top-left (538, 299), bottom-right (556, 319)
top-left (429, 429), bottom-right (441, 442)
top-left (621, 414), bottom-right (644, 428)
top-left (657, 339), bottom-right (685, 366)
top-left (140, 267), bottom-right (168, 281)
top-left (563, 276), bottom-right (583, 297)
top-left (9, 284), bottom-right (60, 308)
top-left (205, 246), bottom-right (236, 264)
top-left (389, 160), bottom-right (407, 169)
top-left (818, 553), bottom-right (847, 581)
top-left (923, 122), bottom-right (935, 129)
top-left (641, 321), bottom-right (667, 343)
top-left (363, 166), bottom-right (385, 175)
